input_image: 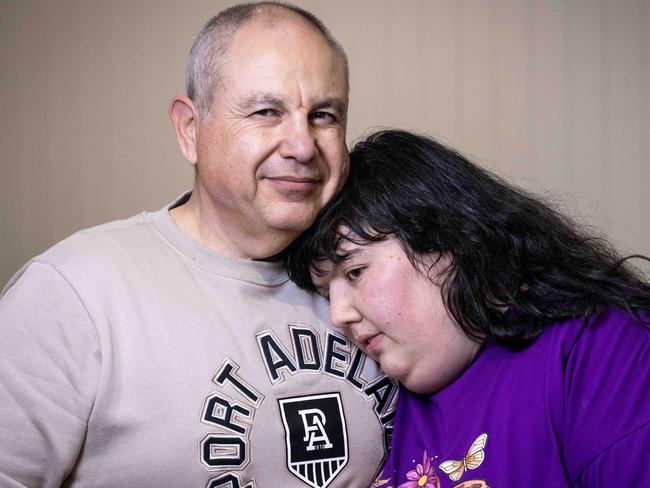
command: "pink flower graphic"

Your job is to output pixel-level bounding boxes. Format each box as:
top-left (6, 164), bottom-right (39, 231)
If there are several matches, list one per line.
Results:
top-left (398, 451), bottom-right (440, 488)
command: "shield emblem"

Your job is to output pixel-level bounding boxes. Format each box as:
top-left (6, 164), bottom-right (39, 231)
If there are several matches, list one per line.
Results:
top-left (278, 392), bottom-right (349, 488)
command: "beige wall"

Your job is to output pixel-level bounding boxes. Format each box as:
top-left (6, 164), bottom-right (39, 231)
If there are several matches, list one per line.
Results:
top-left (1, 0), bottom-right (648, 286)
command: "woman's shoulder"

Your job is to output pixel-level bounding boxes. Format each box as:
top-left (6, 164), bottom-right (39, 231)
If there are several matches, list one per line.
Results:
top-left (545, 308), bottom-right (650, 482)
top-left (545, 307), bottom-right (649, 357)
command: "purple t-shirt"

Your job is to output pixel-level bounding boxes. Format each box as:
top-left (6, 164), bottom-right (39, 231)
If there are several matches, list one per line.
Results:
top-left (371, 309), bottom-right (650, 488)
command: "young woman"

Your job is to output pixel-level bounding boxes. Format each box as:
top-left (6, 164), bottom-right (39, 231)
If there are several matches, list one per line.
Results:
top-left (286, 130), bottom-right (650, 488)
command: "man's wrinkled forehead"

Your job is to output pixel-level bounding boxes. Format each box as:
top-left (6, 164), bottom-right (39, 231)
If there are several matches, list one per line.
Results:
top-left (229, 11), bottom-right (347, 77)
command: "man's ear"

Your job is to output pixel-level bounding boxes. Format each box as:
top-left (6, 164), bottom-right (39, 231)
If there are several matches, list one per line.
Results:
top-left (169, 95), bottom-right (199, 165)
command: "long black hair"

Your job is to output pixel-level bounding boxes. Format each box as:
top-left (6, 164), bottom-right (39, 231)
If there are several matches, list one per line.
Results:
top-left (286, 129), bottom-right (650, 349)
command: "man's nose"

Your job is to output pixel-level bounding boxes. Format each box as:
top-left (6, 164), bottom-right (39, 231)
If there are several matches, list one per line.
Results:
top-left (278, 115), bottom-right (317, 163)
top-left (328, 286), bottom-right (361, 329)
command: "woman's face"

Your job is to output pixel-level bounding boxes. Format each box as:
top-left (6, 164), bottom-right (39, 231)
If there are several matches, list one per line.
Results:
top-left (311, 234), bottom-right (480, 394)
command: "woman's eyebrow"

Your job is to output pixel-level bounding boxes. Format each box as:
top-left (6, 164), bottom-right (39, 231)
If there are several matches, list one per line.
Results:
top-left (311, 273), bottom-right (328, 286)
top-left (341, 246), bottom-right (370, 265)
top-left (335, 241), bottom-right (365, 257)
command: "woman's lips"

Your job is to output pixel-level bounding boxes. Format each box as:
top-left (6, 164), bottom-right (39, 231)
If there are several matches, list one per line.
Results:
top-left (364, 333), bottom-right (383, 356)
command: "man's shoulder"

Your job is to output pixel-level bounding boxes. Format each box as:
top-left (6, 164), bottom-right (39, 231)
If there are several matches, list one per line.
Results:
top-left (41, 211), bottom-right (155, 264)
top-left (2, 210), bottom-right (164, 297)
top-left (8, 210), bottom-right (169, 290)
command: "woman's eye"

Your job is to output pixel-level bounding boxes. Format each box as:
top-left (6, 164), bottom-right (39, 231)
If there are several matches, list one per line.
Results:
top-left (345, 267), bottom-right (365, 282)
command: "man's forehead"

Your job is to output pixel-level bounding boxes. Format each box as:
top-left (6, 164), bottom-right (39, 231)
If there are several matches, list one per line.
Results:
top-left (225, 13), bottom-right (345, 74)
top-left (231, 12), bottom-right (330, 55)
top-left (215, 32), bottom-right (348, 112)
top-left (247, 7), bottom-right (306, 32)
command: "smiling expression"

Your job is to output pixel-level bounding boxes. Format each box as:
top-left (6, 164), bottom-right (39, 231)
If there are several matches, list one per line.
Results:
top-left (192, 14), bottom-right (349, 255)
top-left (312, 235), bottom-right (480, 394)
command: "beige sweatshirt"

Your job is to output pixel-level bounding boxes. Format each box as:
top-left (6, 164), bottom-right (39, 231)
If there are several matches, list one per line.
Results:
top-left (0, 195), bottom-right (396, 488)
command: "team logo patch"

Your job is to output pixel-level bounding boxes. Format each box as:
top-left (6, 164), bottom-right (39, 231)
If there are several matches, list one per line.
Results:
top-left (278, 393), bottom-right (349, 488)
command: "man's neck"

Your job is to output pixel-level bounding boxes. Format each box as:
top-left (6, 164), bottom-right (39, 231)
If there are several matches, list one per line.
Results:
top-left (169, 192), bottom-right (294, 260)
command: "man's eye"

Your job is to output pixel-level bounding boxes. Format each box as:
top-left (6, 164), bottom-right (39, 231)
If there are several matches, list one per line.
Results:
top-left (253, 109), bottom-right (277, 118)
top-left (310, 111), bottom-right (336, 123)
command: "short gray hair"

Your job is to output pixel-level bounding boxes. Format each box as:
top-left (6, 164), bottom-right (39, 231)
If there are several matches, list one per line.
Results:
top-left (186, 2), bottom-right (349, 121)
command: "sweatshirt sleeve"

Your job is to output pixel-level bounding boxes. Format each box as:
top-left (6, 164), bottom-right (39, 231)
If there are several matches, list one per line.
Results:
top-left (0, 262), bottom-right (101, 487)
top-left (561, 310), bottom-right (650, 487)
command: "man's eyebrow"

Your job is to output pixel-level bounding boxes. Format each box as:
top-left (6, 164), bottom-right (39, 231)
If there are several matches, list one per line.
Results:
top-left (240, 94), bottom-right (284, 109)
top-left (312, 98), bottom-right (346, 114)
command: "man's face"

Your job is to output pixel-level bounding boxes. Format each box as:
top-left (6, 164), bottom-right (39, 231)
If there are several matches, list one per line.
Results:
top-left (193, 16), bottom-right (349, 256)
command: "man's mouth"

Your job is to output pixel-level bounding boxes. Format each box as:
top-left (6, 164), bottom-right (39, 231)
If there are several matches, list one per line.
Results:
top-left (265, 175), bottom-right (321, 192)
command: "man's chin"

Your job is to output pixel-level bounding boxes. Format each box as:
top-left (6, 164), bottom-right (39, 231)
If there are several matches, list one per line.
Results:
top-left (264, 205), bottom-right (322, 234)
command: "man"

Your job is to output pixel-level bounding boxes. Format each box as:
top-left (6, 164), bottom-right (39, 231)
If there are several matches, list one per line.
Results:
top-left (0, 3), bottom-right (395, 487)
